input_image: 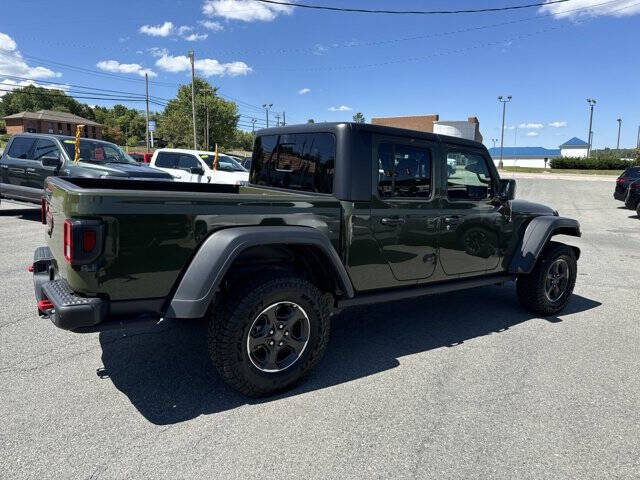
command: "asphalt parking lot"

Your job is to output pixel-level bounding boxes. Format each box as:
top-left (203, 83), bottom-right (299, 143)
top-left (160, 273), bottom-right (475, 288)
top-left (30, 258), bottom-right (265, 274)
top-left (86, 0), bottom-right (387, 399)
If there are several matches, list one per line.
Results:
top-left (1, 176), bottom-right (639, 480)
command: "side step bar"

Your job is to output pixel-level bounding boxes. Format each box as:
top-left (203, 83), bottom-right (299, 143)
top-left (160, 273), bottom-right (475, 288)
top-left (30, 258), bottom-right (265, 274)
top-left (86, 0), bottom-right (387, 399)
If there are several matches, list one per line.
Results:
top-left (336, 274), bottom-right (515, 309)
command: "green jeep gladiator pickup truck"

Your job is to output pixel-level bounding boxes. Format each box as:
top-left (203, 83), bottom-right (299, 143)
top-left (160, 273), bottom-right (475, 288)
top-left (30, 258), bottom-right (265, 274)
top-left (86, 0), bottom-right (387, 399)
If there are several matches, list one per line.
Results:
top-left (32, 122), bottom-right (581, 396)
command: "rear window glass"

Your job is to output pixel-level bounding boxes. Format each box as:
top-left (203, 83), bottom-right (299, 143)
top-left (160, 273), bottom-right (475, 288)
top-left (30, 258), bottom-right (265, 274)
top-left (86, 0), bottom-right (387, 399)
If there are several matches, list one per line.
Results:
top-left (623, 167), bottom-right (640, 177)
top-left (155, 152), bottom-right (178, 168)
top-left (250, 133), bottom-right (335, 194)
top-left (7, 137), bottom-right (37, 159)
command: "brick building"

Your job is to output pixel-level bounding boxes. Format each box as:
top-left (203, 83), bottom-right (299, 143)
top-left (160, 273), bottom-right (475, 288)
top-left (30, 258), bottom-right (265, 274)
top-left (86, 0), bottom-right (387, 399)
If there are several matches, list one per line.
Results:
top-left (371, 114), bottom-right (483, 142)
top-left (3, 110), bottom-right (102, 139)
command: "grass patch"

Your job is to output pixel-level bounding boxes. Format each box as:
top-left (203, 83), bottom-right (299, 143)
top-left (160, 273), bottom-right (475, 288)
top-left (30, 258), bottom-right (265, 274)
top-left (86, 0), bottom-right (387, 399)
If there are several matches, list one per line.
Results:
top-left (501, 166), bottom-right (622, 176)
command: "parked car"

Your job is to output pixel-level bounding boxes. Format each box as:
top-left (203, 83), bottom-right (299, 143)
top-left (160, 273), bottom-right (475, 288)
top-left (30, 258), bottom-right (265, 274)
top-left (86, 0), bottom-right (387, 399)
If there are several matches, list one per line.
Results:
top-left (614, 166), bottom-right (640, 202)
top-left (150, 148), bottom-right (249, 185)
top-left (128, 152), bottom-right (152, 164)
top-left (624, 179), bottom-right (640, 210)
top-left (32, 122), bottom-right (581, 397)
top-left (0, 133), bottom-right (172, 205)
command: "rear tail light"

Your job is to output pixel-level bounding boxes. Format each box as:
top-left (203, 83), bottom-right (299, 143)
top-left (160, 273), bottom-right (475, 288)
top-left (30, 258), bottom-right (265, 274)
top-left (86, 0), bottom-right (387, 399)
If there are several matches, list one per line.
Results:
top-left (631, 182), bottom-right (640, 190)
top-left (62, 220), bottom-right (104, 265)
top-left (40, 197), bottom-right (47, 224)
top-left (63, 220), bottom-right (73, 263)
top-left (616, 177), bottom-right (625, 184)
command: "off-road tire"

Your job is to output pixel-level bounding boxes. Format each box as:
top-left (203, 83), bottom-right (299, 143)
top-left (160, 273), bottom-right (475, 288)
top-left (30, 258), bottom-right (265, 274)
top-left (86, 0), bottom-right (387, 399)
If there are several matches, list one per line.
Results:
top-left (624, 196), bottom-right (638, 210)
top-left (516, 241), bottom-right (577, 316)
top-left (208, 275), bottom-right (330, 397)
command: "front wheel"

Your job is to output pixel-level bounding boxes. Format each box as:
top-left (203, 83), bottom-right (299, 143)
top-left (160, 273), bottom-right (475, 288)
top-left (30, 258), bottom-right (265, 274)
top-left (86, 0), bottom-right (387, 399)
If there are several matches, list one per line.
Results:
top-left (208, 275), bottom-right (330, 397)
top-left (516, 242), bottom-right (577, 316)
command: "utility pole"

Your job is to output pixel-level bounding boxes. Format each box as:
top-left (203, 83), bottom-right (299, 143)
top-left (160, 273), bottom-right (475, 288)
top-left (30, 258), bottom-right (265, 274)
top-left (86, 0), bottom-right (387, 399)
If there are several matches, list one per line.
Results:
top-left (188, 50), bottom-right (197, 149)
top-left (204, 89), bottom-right (210, 151)
top-left (491, 138), bottom-right (498, 149)
top-left (144, 73), bottom-right (150, 151)
top-left (262, 103), bottom-right (273, 128)
top-left (251, 118), bottom-right (257, 135)
top-left (275, 113), bottom-right (281, 127)
top-left (282, 111), bottom-right (286, 126)
top-left (586, 98), bottom-right (596, 158)
top-left (616, 118), bottom-right (622, 150)
top-left (637, 124), bottom-right (640, 149)
top-left (498, 95), bottom-right (512, 170)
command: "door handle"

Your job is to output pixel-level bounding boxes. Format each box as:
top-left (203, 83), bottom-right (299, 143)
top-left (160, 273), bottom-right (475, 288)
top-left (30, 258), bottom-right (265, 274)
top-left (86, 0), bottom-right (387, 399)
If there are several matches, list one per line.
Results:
top-left (381, 217), bottom-right (406, 226)
top-left (443, 216), bottom-right (460, 225)
top-left (9, 168), bottom-right (25, 174)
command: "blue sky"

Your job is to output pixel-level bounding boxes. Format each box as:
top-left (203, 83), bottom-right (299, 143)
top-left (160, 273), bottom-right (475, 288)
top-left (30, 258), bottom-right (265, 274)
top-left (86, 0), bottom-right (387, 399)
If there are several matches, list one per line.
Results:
top-left (1, 0), bottom-right (639, 148)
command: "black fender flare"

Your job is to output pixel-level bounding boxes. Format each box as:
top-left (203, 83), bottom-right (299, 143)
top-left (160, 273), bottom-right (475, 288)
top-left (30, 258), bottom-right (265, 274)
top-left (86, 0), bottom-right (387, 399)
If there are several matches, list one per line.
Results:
top-left (509, 216), bottom-right (581, 274)
top-left (165, 226), bottom-right (354, 319)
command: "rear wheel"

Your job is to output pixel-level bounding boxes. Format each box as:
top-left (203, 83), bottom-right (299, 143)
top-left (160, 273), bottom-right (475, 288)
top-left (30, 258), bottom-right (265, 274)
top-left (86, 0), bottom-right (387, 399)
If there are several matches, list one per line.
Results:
top-left (208, 275), bottom-right (330, 397)
top-left (516, 242), bottom-right (577, 316)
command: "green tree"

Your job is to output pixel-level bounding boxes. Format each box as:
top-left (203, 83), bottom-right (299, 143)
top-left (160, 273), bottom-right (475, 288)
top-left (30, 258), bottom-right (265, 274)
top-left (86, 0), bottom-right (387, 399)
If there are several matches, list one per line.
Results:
top-left (156, 77), bottom-right (238, 149)
top-left (307, 119), bottom-right (315, 124)
top-left (352, 112), bottom-right (365, 123)
top-left (231, 130), bottom-right (254, 151)
top-left (0, 85), bottom-right (95, 120)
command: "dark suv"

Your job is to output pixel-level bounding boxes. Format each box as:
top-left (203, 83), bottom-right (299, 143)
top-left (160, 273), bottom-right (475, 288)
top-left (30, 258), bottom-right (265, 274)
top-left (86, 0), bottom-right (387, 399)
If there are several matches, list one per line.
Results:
top-left (0, 133), bottom-right (171, 205)
top-left (614, 166), bottom-right (640, 203)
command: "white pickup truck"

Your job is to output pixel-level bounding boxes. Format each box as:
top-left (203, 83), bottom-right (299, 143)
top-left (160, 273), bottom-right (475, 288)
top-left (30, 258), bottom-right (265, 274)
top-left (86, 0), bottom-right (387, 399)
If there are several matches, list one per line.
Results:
top-left (150, 148), bottom-right (249, 185)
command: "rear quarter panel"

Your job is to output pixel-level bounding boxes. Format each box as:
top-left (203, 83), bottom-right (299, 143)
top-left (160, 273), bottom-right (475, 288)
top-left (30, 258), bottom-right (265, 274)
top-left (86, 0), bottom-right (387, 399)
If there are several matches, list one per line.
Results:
top-left (46, 182), bottom-right (342, 301)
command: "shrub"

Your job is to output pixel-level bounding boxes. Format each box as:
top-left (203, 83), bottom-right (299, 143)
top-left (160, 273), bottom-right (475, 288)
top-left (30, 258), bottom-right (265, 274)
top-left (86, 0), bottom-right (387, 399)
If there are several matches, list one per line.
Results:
top-left (550, 156), bottom-right (640, 170)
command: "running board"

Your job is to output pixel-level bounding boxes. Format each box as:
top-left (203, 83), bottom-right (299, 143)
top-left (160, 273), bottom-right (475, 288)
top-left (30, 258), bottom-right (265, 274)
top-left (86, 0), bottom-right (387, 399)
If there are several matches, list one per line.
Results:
top-left (336, 274), bottom-right (515, 309)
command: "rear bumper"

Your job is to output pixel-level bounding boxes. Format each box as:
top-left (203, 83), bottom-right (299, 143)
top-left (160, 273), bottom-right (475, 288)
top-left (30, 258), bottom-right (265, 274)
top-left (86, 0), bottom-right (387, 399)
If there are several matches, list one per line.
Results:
top-left (614, 189), bottom-right (626, 201)
top-left (32, 247), bottom-right (107, 331)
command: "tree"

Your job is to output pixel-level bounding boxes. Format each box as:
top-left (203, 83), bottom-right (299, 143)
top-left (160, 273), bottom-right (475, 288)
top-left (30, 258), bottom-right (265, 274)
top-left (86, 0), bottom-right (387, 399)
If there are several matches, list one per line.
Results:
top-left (156, 77), bottom-right (238, 149)
top-left (0, 85), bottom-right (95, 120)
top-left (307, 119), bottom-right (315, 124)
top-left (231, 130), bottom-right (254, 151)
top-left (352, 112), bottom-right (365, 123)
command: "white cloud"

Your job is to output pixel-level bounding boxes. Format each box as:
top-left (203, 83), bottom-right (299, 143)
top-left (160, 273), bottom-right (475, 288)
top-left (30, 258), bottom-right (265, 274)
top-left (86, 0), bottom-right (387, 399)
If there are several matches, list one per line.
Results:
top-left (184, 32), bottom-right (209, 41)
top-left (518, 122), bottom-right (544, 129)
top-left (0, 78), bottom-right (69, 98)
top-left (202, 0), bottom-right (293, 22)
top-left (503, 125), bottom-right (515, 130)
top-left (549, 121), bottom-right (567, 128)
top-left (155, 52), bottom-right (251, 76)
top-left (328, 105), bottom-right (352, 112)
top-left (539, 0), bottom-right (640, 19)
top-left (139, 21), bottom-right (174, 37)
top-left (200, 20), bottom-right (224, 31)
top-left (0, 32), bottom-right (61, 79)
top-left (177, 25), bottom-right (193, 36)
top-left (96, 60), bottom-right (156, 77)
top-left (148, 47), bottom-right (169, 58)
top-left (526, 131), bottom-right (539, 137)
top-left (298, 88), bottom-right (311, 95)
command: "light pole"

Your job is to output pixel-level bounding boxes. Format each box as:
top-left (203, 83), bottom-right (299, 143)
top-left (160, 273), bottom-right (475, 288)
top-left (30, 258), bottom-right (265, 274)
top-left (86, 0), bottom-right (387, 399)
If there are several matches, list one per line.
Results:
top-left (262, 103), bottom-right (273, 128)
top-left (498, 95), bottom-right (512, 170)
top-left (275, 113), bottom-right (281, 127)
top-left (491, 138), bottom-right (498, 149)
top-left (188, 50), bottom-right (197, 149)
top-left (616, 118), bottom-right (622, 150)
top-left (586, 98), bottom-right (596, 158)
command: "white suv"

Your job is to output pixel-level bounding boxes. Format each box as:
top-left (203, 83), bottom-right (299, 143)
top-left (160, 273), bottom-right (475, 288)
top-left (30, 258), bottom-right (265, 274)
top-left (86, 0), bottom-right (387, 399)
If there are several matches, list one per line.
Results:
top-left (150, 148), bottom-right (249, 185)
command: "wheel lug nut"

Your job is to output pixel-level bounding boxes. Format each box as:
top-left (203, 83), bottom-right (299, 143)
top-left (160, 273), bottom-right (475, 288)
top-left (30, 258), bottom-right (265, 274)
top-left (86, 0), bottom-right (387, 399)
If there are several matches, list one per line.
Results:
top-left (269, 329), bottom-right (274, 335)
top-left (278, 324), bottom-right (284, 329)
top-left (269, 340), bottom-right (275, 346)
top-left (284, 331), bottom-right (289, 336)
top-left (278, 341), bottom-right (283, 347)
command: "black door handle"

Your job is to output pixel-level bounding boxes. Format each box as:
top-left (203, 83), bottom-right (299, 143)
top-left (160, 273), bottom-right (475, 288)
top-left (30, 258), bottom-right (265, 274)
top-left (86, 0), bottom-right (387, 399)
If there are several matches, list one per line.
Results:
top-left (381, 217), bottom-right (406, 226)
top-left (443, 216), bottom-right (460, 225)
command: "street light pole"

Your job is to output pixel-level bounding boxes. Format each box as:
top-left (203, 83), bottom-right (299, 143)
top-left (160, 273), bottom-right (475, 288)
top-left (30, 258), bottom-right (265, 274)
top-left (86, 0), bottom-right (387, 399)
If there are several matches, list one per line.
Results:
top-left (262, 103), bottom-right (273, 128)
top-left (616, 118), bottom-right (622, 150)
top-left (498, 95), bottom-right (512, 170)
top-left (586, 98), bottom-right (596, 158)
top-left (491, 138), bottom-right (498, 149)
top-left (188, 50), bottom-right (197, 149)
top-left (251, 118), bottom-right (257, 135)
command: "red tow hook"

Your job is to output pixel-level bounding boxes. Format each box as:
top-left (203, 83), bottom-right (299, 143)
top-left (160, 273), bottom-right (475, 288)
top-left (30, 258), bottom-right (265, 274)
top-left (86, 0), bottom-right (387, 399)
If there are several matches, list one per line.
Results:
top-left (37, 299), bottom-right (54, 311)
top-left (27, 265), bottom-right (34, 272)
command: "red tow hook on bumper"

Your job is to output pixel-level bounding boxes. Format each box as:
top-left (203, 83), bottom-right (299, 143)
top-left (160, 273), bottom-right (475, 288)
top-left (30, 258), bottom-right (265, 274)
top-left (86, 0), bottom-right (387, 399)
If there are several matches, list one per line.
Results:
top-left (27, 265), bottom-right (34, 272)
top-left (37, 299), bottom-right (54, 311)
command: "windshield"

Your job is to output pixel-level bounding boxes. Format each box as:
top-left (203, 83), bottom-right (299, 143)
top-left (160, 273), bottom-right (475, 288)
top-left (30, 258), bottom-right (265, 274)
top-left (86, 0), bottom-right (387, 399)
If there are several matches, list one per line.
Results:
top-left (200, 153), bottom-right (247, 172)
top-left (62, 139), bottom-right (137, 165)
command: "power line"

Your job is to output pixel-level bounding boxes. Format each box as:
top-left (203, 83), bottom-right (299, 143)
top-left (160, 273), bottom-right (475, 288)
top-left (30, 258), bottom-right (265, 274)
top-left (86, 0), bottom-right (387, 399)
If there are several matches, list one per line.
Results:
top-left (253, 0), bottom-right (571, 15)
top-left (0, 86), bottom-right (153, 103)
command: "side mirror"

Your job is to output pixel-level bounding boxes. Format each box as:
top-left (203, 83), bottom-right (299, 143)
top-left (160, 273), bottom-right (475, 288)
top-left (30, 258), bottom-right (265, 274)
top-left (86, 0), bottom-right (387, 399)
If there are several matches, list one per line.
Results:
top-left (190, 166), bottom-right (205, 175)
top-left (498, 178), bottom-right (516, 201)
top-left (41, 156), bottom-right (61, 168)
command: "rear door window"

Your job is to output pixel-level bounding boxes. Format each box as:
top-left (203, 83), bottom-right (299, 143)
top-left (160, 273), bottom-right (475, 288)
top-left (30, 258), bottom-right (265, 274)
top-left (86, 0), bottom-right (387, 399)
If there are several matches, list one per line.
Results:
top-left (32, 139), bottom-right (61, 161)
top-left (251, 133), bottom-right (335, 193)
top-left (7, 137), bottom-right (37, 159)
top-left (155, 152), bottom-right (178, 168)
top-left (377, 142), bottom-right (432, 198)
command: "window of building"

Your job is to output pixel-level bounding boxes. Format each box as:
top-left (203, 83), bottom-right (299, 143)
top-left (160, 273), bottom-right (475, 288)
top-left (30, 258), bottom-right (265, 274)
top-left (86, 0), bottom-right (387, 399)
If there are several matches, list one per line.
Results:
top-left (446, 151), bottom-right (493, 200)
top-left (250, 133), bottom-right (335, 194)
top-left (7, 137), bottom-right (37, 159)
top-left (377, 142), bottom-right (432, 198)
top-left (32, 139), bottom-right (61, 161)
top-left (66, 123), bottom-right (71, 131)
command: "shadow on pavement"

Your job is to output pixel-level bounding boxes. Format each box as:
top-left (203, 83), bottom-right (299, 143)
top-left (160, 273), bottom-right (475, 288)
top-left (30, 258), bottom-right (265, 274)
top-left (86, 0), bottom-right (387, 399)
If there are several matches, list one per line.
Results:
top-left (0, 207), bottom-right (41, 222)
top-left (98, 284), bottom-right (600, 425)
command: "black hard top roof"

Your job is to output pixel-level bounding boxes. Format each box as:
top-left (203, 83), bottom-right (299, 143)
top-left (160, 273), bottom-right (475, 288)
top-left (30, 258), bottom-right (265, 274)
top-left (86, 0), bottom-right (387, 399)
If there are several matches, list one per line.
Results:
top-left (256, 122), bottom-right (483, 149)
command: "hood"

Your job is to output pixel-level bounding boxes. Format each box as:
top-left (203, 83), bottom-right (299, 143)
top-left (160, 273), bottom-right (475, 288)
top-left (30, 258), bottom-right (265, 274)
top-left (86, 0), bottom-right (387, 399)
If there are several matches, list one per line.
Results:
top-left (76, 161), bottom-right (172, 179)
top-left (510, 199), bottom-right (557, 216)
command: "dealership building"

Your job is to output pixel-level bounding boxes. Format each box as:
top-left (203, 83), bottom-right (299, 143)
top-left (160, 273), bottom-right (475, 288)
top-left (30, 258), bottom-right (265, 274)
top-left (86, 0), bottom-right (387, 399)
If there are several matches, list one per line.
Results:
top-left (488, 137), bottom-right (589, 168)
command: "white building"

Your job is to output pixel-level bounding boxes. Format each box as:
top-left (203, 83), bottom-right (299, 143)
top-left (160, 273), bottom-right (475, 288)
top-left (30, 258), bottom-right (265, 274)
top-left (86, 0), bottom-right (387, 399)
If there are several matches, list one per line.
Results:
top-left (433, 120), bottom-right (480, 142)
top-left (488, 137), bottom-right (589, 169)
top-left (559, 137), bottom-right (589, 158)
